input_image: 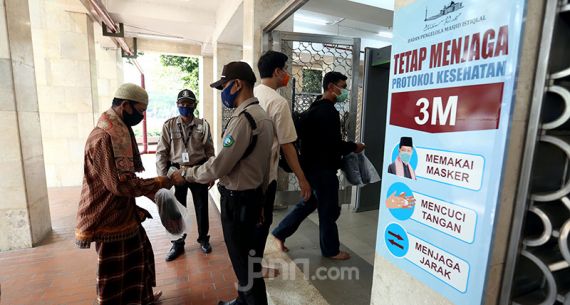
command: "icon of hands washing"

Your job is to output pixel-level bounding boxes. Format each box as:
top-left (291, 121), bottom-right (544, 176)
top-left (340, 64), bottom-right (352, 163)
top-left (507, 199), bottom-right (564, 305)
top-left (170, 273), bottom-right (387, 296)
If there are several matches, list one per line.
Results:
top-left (386, 192), bottom-right (416, 209)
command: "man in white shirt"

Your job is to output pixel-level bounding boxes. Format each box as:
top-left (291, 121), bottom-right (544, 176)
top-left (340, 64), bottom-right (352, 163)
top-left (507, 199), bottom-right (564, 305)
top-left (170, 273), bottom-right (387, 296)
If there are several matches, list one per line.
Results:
top-left (254, 51), bottom-right (312, 263)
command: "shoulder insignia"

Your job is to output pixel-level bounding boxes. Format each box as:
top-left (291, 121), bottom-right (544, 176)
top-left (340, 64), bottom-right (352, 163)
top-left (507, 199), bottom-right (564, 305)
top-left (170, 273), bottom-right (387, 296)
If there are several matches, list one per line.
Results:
top-left (223, 135), bottom-right (235, 147)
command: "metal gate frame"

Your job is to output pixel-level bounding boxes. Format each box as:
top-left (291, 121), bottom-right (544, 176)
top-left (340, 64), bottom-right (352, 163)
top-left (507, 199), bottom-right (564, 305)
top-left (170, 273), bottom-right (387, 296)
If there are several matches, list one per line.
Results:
top-left (268, 31), bottom-right (361, 143)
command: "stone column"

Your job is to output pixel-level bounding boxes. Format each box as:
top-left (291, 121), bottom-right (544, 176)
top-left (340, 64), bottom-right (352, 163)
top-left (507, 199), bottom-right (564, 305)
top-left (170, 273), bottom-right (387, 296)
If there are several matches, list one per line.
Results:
top-left (93, 22), bottom-right (124, 116)
top-left (242, 0), bottom-right (289, 76)
top-left (199, 55), bottom-right (214, 124)
top-left (0, 0), bottom-right (51, 251)
top-left (29, 0), bottom-right (97, 187)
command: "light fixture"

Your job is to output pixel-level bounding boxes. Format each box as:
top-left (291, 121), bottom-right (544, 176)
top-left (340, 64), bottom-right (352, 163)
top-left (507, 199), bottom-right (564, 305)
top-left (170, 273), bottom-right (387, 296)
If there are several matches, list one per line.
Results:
top-left (294, 14), bottom-right (329, 26)
top-left (377, 30), bottom-right (393, 39)
top-left (133, 32), bottom-right (184, 41)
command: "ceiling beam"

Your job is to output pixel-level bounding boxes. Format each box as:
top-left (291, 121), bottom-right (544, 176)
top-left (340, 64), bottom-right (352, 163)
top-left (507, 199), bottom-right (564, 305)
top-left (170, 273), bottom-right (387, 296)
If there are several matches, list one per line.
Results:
top-left (302, 0), bottom-right (393, 27)
top-left (106, 0), bottom-right (215, 25)
top-left (263, 0), bottom-right (309, 32)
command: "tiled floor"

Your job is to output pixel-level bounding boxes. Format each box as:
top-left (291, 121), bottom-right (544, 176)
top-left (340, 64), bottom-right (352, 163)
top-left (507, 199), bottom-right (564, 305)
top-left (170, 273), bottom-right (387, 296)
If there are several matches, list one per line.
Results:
top-left (274, 191), bottom-right (379, 265)
top-left (0, 150), bottom-right (379, 305)
top-left (0, 186), bottom-right (238, 305)
top-left (271, 203), bottom-right (379, 305)
top-left (307, 206), bottom-right (379, 265)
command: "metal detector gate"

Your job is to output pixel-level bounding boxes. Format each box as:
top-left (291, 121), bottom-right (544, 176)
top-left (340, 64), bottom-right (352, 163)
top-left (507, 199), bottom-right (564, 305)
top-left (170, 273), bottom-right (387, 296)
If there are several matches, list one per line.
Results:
top-left (267, 31), bottom-right (361, 206)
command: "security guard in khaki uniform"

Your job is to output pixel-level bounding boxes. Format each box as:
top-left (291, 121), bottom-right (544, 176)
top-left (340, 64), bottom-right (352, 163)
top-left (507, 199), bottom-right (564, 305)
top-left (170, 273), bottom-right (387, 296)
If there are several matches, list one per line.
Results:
top-left (156, 89), bottom-right (215, 261)
top-left (171, 62), bottom-right (273, 305)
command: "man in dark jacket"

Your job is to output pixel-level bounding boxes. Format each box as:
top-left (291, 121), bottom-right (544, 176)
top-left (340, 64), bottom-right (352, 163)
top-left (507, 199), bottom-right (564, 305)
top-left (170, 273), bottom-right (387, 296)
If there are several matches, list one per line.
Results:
top-left (271, 71), bottom-right (365, 260)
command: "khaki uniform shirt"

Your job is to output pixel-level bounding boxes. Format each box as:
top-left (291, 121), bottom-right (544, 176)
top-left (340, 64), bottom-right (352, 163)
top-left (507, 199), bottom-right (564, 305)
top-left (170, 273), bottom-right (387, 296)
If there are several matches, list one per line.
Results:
top-left (156, 116), bottom-right (215, 176)
top-left (254, 84), bottom-right (297, 181)
top-left (184, 98), bottom-right (274, 191)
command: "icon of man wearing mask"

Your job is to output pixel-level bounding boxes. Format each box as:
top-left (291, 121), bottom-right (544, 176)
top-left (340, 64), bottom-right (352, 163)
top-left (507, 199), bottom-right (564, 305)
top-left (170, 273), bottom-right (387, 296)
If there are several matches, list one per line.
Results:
top-left (388, 136), bottom-right (416, 180)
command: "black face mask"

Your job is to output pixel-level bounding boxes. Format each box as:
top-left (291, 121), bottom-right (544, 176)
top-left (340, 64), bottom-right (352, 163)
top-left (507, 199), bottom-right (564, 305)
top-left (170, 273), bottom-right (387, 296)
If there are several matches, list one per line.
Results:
top-left (123, 102), bottom-right (144, 126)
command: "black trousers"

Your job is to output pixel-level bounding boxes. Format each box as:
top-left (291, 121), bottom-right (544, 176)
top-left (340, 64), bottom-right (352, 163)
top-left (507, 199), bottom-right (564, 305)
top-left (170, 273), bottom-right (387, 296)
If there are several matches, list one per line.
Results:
top-left (272, 169), bottom-right (341, 257)
top-left (174, 182), bottom-right (210, 243)
top-left (220, 186), bottom-right (267, 305)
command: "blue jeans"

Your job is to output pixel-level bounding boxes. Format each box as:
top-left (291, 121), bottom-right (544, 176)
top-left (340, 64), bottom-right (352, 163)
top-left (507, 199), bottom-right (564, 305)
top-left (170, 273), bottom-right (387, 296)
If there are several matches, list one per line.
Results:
top-left (272, 169), bottom-right (341, 257)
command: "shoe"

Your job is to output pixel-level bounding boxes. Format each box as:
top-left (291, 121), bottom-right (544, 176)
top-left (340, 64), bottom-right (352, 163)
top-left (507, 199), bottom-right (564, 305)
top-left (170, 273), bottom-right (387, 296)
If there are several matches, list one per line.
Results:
top-left (165, 233), bottom-right (186, 262)
top-left (201, 240), bottom-right (212, 253)
top-left (217, 299), bottom-right (240, 305)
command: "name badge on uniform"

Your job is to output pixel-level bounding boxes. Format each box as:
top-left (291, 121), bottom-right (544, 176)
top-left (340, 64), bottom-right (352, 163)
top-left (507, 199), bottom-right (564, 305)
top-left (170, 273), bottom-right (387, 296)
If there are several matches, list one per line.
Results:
top-left (182, 151), bottom-right (190, 163)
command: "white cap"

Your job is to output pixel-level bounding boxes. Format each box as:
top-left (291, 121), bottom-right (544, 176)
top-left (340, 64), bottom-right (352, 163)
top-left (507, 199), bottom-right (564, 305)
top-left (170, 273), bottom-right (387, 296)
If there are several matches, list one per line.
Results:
top-left (114, 83), bottom-right (148, 105)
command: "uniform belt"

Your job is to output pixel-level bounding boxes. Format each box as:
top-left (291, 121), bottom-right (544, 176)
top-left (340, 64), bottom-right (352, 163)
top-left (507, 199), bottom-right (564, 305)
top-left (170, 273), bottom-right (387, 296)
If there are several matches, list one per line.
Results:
top-left (169, 158), bottom-right (208, 169)
top-left (218, 185), bottom-right (260, 198)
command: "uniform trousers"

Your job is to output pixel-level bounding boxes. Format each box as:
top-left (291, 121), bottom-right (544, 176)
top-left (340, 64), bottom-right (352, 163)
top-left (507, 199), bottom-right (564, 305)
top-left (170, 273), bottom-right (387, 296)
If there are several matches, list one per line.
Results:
top-left (253, 180), bottom-right (277, 259)
top-left (219, 185), bottom-right (267, 305)
top-left (174, 182), bottom-right (210, 243)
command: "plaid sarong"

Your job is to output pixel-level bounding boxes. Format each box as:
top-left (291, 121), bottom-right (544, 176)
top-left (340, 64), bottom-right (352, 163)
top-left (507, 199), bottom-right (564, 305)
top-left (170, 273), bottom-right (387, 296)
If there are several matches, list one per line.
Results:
top-left (95, 226), bottom-right (156, 305)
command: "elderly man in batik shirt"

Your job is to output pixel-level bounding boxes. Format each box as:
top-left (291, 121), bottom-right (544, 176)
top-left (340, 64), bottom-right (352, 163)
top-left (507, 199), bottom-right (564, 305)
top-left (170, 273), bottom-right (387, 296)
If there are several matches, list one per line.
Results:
top-left (75, 83), bottom-right (172, 305)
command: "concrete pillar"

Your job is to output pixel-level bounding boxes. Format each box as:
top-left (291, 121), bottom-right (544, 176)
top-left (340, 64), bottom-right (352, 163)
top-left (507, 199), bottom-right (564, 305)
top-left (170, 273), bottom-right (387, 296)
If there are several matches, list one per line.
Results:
top-left (199, 55), bottom-right (214, 124)
top-left (242, 0), bottom-right (289, 76)
top-left (212, 42), bottom-right (242, 152)
top-left (0, 0), bottom-right (51, 251)
top-left (29, 0), bottom-right (97, 187)
top-left (93, 23), bottom-right (124, 116)
top-left (87, 15), bottom-right (99, 126)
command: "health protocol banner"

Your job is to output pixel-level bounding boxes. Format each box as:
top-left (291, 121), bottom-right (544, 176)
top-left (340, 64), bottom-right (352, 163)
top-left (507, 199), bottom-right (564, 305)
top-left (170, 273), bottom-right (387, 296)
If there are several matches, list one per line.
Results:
top-left (375, 0), bottom-right (526, 304)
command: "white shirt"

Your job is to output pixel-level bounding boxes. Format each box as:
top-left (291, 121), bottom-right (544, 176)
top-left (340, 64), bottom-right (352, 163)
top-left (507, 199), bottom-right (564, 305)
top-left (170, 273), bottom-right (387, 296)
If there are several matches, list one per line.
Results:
top-left (254, 84), bottom-right (297, 181)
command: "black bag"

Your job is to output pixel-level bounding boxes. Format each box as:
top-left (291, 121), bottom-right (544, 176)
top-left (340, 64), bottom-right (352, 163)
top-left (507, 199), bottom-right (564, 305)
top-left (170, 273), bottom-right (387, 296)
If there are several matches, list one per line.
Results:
top-left (278, 110), bottom-right (308, 173)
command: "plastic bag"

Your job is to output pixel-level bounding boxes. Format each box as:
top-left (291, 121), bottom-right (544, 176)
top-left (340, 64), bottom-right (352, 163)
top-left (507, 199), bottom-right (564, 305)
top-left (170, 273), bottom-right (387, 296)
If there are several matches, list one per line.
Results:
top-left (340, 152), bottom-right (381, 186)
top-left (358, 152), bottom-right (380, 184)
top-left (341, 152), bottom-right (363, 185)
top-left (338, 170), bottom-right (354, 189)
top-left (154, 188), bottom-right (191, 235)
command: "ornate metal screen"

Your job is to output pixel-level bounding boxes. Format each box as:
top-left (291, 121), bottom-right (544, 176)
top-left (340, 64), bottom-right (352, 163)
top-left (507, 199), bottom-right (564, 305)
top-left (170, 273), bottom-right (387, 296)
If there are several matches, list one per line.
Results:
top-left (221, 107), bottom-right (233, 133)
top-left (270, 31), bottom-right (361, 204)
top-left (280, 40), bottom-right (355, 140)
top-left (503, 1), bottom-right (570, 304)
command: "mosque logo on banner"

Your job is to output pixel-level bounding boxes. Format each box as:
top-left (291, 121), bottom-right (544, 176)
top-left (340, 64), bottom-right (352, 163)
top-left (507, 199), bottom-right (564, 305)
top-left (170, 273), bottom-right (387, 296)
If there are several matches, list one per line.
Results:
top-left (424, 1), bottom-right (465, 31)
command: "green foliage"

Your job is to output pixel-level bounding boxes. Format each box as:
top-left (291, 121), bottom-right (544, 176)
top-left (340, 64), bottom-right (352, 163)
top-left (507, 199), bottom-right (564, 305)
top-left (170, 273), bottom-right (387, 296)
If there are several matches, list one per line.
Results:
top-left (160, 55), bottom-right (200, 99)
top-left (125, 54), bottom-right (203, 141)
top-left (302, 69), bottom-right (323, 94)
top-left (133, 129), bottom-right (161, 138)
